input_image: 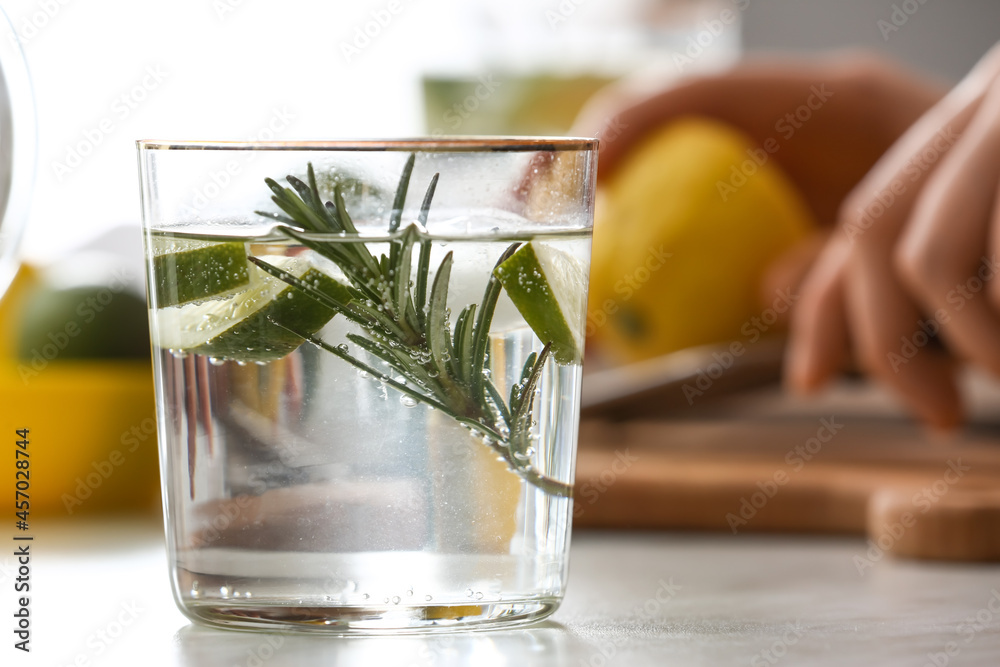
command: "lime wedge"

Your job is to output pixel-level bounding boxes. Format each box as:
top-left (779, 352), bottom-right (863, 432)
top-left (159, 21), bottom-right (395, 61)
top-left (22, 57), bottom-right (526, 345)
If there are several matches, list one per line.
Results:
top-left (494, 241), bottom-right (586, 364)
top-left (154, 255), bottom-right (350, 362)
top-left (151, 238), bottom-right (251, 308)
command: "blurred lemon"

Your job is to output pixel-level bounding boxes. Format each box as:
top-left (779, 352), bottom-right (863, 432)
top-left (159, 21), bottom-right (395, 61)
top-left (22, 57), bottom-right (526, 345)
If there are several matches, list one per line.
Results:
top-left (588, 117), bottom-right (817, 363)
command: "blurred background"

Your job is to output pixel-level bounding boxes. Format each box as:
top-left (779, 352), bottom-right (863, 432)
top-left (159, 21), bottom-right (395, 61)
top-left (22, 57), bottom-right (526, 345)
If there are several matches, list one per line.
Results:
top-left (9, 0), bottom-right (1000, 262)
top-left (2, 0), bottom-right (999, 528)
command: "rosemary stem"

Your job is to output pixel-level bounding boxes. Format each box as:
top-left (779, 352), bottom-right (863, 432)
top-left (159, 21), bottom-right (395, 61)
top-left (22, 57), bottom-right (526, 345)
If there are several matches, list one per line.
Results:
top-left (254, 161), bottom-right (573, 498)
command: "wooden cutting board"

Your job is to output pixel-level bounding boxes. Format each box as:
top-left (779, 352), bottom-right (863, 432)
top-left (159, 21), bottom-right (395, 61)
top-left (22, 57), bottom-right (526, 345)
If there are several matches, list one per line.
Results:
top-left (573, 370), bottom-right (1000, 562)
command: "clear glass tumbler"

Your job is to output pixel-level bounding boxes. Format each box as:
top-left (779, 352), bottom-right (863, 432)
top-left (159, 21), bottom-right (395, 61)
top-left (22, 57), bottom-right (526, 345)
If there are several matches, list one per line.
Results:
top-left (137, 138), bottom-right (596, 633)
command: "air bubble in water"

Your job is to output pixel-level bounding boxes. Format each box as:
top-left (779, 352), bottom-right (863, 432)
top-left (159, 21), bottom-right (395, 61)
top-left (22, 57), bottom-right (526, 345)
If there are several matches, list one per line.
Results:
top-left (336, 344), bottom-right (349, 353)
top-left (400, 395), bottom-right (418, 408)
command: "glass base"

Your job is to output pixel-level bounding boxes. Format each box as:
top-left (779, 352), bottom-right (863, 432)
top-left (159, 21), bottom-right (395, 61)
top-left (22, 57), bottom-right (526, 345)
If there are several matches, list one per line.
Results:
top-left (178, 598), bottom-right (561, 634)
top-left (173, 548), bottom-right (567, 634)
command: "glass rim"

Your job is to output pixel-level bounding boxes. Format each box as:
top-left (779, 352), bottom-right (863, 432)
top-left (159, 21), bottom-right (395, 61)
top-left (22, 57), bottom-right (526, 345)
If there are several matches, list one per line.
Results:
top-left (136, 136), bottom-right (598, 153)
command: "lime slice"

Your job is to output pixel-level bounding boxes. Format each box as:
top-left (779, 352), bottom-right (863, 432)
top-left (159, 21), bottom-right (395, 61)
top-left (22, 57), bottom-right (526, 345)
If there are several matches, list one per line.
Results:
top-left (494, 241), bottom-right (586, 364)
top-left (154, 255), bottom-right (350, 362)
top-left (151, 238), bottom-right (251, 308)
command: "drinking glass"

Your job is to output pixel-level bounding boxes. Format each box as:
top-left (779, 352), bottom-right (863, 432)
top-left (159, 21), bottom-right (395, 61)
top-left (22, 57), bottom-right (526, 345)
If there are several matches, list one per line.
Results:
top-left (137, 138), bottom-right (596, 633)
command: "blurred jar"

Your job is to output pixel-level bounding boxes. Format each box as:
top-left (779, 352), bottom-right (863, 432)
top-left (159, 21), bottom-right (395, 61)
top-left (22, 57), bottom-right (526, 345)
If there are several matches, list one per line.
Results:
top-left (423, 0), bottom-right (742, 135)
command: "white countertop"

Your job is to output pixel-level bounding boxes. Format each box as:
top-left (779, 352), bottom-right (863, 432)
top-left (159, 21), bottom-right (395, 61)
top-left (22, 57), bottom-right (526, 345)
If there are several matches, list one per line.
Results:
top-left (7, 518), bottom-right (1000, 666)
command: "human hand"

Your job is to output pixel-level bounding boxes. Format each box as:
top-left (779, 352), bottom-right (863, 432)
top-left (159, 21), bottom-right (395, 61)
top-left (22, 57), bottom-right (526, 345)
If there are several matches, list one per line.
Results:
top-left (788, 43), bottom-right (1000, 428)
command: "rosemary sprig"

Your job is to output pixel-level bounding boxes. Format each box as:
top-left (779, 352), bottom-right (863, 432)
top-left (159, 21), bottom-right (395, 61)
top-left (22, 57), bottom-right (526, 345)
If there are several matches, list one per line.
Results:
top-left (253, 159), bottom-right (571, 497)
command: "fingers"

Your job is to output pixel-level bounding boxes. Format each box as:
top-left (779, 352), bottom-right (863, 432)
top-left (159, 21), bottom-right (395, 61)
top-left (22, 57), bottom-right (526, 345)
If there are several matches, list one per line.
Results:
top-left (817, 48), bottom-right (1000, 427)
top-left (895, 78), bottom-right (1000, 376)
top-left (760, 230), bottom-right (828, 326)
top-left (785, 235), bottom-right (851, 392)
top-left (846, 238), bottom-right (963, 428)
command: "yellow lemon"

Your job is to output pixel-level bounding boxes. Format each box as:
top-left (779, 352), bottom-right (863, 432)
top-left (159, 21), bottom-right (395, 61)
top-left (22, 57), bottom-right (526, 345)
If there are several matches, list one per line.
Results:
top-left (588, 117), bottom-right (816, 362)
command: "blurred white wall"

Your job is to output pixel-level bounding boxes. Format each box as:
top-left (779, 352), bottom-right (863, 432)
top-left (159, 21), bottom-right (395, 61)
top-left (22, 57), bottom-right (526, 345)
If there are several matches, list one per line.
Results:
top-left (6, 0), bottom-right (462, 263)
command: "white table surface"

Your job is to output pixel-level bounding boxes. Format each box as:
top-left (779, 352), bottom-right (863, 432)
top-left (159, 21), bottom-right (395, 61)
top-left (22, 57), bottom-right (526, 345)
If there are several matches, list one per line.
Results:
top-left (7, 517), bottom-right (1000, 666)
